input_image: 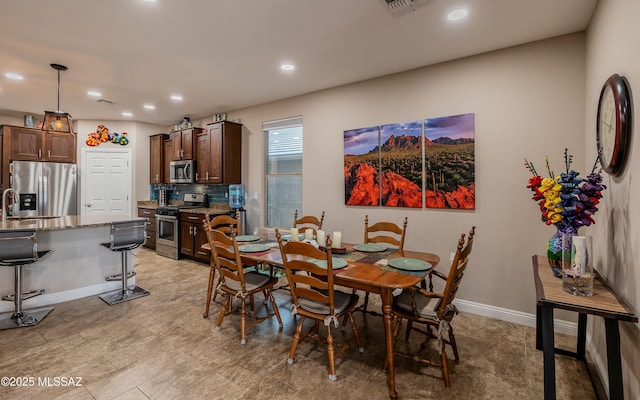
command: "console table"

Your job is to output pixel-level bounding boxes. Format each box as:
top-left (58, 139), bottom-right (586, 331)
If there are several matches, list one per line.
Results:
top-left (532, 255), bottom-right (637, 399)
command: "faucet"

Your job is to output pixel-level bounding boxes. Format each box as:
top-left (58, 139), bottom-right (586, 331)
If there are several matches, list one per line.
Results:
top-left (2, 188), bottom-right (18, 222)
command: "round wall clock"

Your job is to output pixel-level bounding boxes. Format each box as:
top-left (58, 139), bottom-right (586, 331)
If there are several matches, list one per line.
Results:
top-left (596, 74), bottom-right (632, 176)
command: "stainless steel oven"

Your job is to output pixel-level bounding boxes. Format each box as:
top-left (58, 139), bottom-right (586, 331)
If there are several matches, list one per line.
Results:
top-left (156, 214), bottom-right (178, 259)
top-left (155, 193), bottom-right (208, 260)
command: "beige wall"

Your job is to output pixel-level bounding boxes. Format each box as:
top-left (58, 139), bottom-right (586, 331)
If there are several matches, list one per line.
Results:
top-left (224, 33), bottom-right (586, 316)
top-left (585, 0), bottom-right (640, 396)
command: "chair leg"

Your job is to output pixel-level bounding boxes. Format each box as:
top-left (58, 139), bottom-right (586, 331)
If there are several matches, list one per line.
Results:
top-left (268, 290), bottom-right (283, 327)
top-left (326, 325), bottom-right (337, 381)
top-left (347, 312), bottom-right (364, 352)
top-left (216, 294), bottom-right (230, 330)
top-left (363, 292), bottom-right (370, 311)
top-left (203, 265), bottom-right (216, 318)
top-left (449, 326), bottom-right (459, 361)
top-left (441, 341), bottom-right (451, 388)
top-left (288, 316), bottom-right (306, 364)
top-left (405, 320), bottom-right (414, 341)
top-left (240, 296), bottom-right (247, 345)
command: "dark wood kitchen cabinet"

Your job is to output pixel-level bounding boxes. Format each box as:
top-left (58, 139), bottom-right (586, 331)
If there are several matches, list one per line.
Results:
top-left (171, 128), bottom-right (201, 161)
top-left (163, 138), bottom-right (172, 183)
top-left (3, 126), bottom-right (75, 162)
top-left (137, 207), bottom-right (157, 249)
top-left (179, 212), bottom-right (210, 262)
top-left (149, 133), bottom-right (169, 184)
top-left (199, 121), bottom-right (242, 184)
top-left (1, 125), bottom-right (76, 189)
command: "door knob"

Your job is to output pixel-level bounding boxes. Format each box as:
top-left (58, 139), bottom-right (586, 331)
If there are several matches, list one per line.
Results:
top-left (86, 204), bottom-right (92, 208)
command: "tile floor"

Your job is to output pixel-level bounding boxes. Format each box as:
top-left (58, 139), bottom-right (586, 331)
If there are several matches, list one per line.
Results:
top-left (0, 248), bottom-right (599, 399)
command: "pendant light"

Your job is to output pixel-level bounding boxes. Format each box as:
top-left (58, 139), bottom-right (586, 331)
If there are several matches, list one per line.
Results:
top-left (43, 63), bottom-right (74, 133)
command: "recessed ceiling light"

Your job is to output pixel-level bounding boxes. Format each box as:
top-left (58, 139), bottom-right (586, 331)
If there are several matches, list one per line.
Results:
top-left (87, 91), bottom-right (101, 97)
top-left (171, 95), bottom-right (183, 101)
top-left (143, 0), bottom-right (156, 3)
top-left (144, 104), bottom-right (155, 110)
top-left (448, 9), bottom-right (468, 21)
top-left (5, 72), bottom-right (23, 80)
top-left (122, 112), bottom-right (133, 117)
top-left (280, 63), bottom-right (295, 71)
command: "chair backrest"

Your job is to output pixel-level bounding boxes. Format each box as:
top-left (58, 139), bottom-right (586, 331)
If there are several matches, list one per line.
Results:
top-left (438, 226), bottom-right (475, 320)
top-left (364, 215), bottom-right (408, 255)
top-left (293, 210), bottom-right (325, 235)
top-left (276, 228), bottom-right (336, 317)
top-left (206, 226), bottom-right (247, 292)
top-left (205, 211), bottom-right (241, 236)
top-left (0, 229), bottom-right (38, 264)
top-left (110, 220), bottom-right (147, 250)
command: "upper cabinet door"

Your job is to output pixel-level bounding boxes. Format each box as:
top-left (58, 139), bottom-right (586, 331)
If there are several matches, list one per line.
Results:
top-left (149, 134), bottom-right (168, 183)
top-left (45, 131), bottom-right (75, 163)
top-left (10, 127), bottom-right (42, 161)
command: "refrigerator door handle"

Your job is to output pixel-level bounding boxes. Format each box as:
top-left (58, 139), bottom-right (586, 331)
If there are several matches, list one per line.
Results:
top-left (41, 176), bottom-right (48, 217)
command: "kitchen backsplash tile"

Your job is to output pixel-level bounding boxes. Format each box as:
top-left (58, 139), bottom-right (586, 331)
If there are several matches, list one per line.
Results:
top-left (150, 184), bottom-right (229, 204)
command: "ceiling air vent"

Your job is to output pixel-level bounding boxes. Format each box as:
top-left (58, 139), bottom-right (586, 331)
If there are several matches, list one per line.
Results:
top-left (381, 0), bottom-right (434, 16)
top-left (96, 98), bottom-right (116, 105)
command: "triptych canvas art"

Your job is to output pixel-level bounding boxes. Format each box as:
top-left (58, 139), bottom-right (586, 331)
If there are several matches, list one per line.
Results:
top-left (344, 113), bottom-right (475, 209)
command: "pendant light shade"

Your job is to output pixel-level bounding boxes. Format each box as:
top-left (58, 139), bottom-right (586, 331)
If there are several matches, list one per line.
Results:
top-left (43, 63), bottom-right (74, 133)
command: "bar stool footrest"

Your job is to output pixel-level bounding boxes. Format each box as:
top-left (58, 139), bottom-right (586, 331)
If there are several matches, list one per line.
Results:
top-left (0, 307), bottom-right (54, 330)
top-left (2, 289), bottom-right (45, 302)
top-left (99, 286), bottom-right (150, 305)
top-left (105, 271), bottom-right (136, 281)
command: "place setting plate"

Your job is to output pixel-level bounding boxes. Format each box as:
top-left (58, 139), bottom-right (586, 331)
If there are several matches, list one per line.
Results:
top-left (310, 258), bottom-right (349, 270)
top-left (281, 234), bottom-right (306, 241)
top-left (353, 243), bottom-right (387, 253)
top-left (238, 243), bottom-right (271, 253)
top-left (235, 235), bottom-right (260, 242)
top-left (387, 257), bottom-right (430, 271)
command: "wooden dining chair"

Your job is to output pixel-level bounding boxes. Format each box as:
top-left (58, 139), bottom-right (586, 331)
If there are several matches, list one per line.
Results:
top-left (293, 210), bottom-right (325, 235)
top-left (390, 226), bottom-right (475, 388)
top-left (276, 228), bottom-right (363, 381)
top-left (206, 227), bottom-right (282, 344)
top-left (358, 215), bottom-right (408, 312)
top-left (202, 212), bottom-right (242, 318)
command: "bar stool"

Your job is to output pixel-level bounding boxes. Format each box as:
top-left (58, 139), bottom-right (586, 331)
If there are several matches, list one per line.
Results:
top-left (0, 229), bottom-right (53, 330)
top-left (98, 220), bottom-right (150, 305)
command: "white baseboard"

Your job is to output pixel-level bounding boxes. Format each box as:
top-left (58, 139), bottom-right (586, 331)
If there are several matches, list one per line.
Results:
top-left (0, 278), bottom-right (135, 313)
top-left (453, 298), bottom-right (578, 336)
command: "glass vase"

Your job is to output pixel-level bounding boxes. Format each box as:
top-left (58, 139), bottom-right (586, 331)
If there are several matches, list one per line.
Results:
top-left (561, 235), bottom-right (593, 297)
top-left (547, 225), bottom-right (577, 277)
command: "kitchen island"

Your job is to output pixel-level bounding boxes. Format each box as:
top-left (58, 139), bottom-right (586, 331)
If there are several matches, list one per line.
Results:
top-left (0, 215), bottom-right (148, 313)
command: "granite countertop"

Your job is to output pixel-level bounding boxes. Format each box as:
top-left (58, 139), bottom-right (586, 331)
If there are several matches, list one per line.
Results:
top-left (182, 207), bottom-right (230, 216)
top-left (137, 200), bottom-right (158, 209)
top-left (136, 200), bottom-right (230, 216)
top-left (0, 215), bottom-right (147, 232)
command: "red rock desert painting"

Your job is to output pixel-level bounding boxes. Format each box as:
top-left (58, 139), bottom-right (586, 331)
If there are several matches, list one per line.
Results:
top-left (344, 113), bottom-right (475, 209)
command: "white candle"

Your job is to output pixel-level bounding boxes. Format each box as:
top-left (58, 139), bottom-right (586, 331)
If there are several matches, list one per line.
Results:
top-left (316, 230), bottom-right (326, 247)
top-left (305, 229), bottom-right (314, 240)
top-left (332, 231), bottom-right (342, 248)
top-left (289, 228), bottom-right (299, 241)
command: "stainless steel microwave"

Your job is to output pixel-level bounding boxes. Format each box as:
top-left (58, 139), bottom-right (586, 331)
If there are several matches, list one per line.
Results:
top-left (170, 160), bottom-right (195, 183)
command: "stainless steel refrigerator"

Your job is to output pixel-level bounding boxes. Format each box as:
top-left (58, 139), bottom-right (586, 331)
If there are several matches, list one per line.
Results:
top-left (10, 161), bottom-right (77, 217)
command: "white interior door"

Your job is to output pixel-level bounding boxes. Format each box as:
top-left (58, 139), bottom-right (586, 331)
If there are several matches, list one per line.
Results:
top-left (81, 148), bottom-right (132, 216)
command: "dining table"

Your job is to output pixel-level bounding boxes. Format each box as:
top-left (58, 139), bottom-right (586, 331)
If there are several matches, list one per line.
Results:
top-left (203, 237), bottom-right (440, 399)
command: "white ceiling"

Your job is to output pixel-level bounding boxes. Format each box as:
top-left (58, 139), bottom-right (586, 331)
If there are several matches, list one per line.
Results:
top-left (0, 0), bottom-right (597, 127)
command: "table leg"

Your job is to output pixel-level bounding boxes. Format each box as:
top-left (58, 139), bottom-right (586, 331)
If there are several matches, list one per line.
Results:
top-left (541, 302), bottom-right (556, 400)
top-left (576, 313), bottom-right (587, 361)
top-left (381, 288), bottom-right (398, 400)
top-left (604, 319), bottom-right (623, 400)
top-left (536, 304), bottom-right (543, 350)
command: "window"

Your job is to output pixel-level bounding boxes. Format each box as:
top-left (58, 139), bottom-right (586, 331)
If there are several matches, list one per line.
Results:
top-left (264, 116), bottom-right (303, 228)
